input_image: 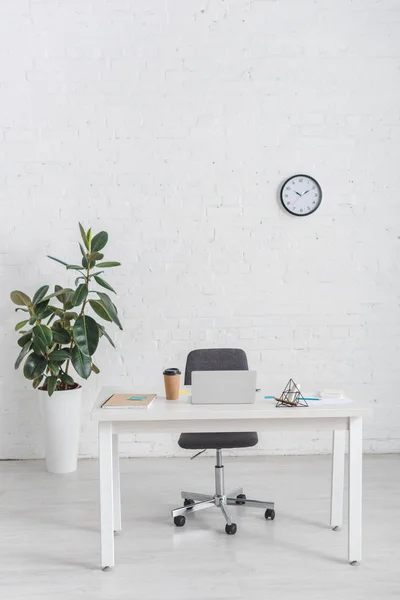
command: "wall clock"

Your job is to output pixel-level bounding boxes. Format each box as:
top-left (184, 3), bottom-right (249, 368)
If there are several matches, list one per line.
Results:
top-left (280, 174), bottom-right (322, 216)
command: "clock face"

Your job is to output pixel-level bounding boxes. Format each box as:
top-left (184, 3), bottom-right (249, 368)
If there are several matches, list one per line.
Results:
top-left (280, 174), bottom-right (322, 216)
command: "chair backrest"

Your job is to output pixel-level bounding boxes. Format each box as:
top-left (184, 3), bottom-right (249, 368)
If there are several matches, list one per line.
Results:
top-left (184, 348), bottom-right (248, 385)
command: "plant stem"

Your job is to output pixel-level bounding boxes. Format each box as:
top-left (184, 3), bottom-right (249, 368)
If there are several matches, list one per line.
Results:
top-left (66, 257), bottom-right (91, 376)
top-left (58, 366), bottom-right (67, 390)
top-left (79, 261), bottom-right (91, 317)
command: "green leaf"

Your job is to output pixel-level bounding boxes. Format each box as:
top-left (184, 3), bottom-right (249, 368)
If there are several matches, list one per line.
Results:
top-left (71, 284), bottom-right (88, 307)
top-left (47, 375), bottom-right (58, 396)
top-left (91, 363), bottom-right (100, 374)
top-left (41, 287), bottom-right (71, 303)
top-left (35, 299), bottom-right (50, 318)
top-left (61, 373), bottom-right (75, 386)
top-left (10, 291), bottom-right (31, 307)
top-left (67, 264), bottom-right (85, 271)
top-left (15, 307), bottom-right (29, 313)
top-left (18, 331), bottom-right (33, 347)
top-left (32, 376), bottom-right (43, 389)
top-left (71, 345), bottom-right (91, 379)
top-left (93, 275), bottom-right (116, 294)
top-left (53, 285), bottom-right (69, 305)
top-left (32, 285), bottom-right (49, 306)
top-left (51, 325), bottom-right (71, 344)
top-left (98, 324), bottom-right (116, 348)
top-left (32, 324), bottom-right (53, 353)
top-left (79, 243), bottom-right (86, 258)
top-left (32, 339), bottom-right (43, 355)
top-left (64, 311), bottom-right (79, 321)
top-left (79, 222), bottom-right (89, 250)
top-left (87, 228), bottom-right (92, 250)
top-left (75, 276), bottom-right (85, 286)
top-left (23, 353), bottom-right (47, 380)
top-left (14, 341), bottom-right (32, 369)
top-left (29, 316), bottom-right (36, 325)
top-left (48, 349), bottom-right (71, 362)
top-left (47, 255), bottom-right (68, 267)
top-left (81, 255), bottom-right (88, 269)
top-left (96, 292), bottom-right (122, 330)
top-left (15, 319), bottom-right (29, 331)
top-left (88, 252), bottom-right (104, 263)
top-left (89, 299), bottom-right (112, 322)
top-left (91, 231), bottom-right (108, 252)
top-left (61, 290), bottom-right (74, 310)
top-left (37, 306), bottom-right (53, 320)
top-left (48, 361), bottom-right (60, 376)
top-left (96, 262), bottom-right (121, 268)
top-left (46, 312), bottom-right (56, 326)
top-left (73, 315), bottom-right (99, 356)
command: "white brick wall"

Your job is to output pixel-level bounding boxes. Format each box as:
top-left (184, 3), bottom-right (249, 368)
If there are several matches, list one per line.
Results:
top-left (1, 0), bottom-right (400, 458)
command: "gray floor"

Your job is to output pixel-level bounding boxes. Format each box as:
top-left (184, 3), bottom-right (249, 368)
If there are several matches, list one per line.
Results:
top-left (1, 455), bottom-right (399, 600)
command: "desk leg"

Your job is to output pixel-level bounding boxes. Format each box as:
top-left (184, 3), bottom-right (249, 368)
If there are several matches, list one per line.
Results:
top-left (112, 433), bottom-right (121, 533)
top-left (348, 417), bottom-right (362, 566)
top-left (330, 430), bottom-right (345, 530)
top-left (99, 421), bottom-right (114, 570)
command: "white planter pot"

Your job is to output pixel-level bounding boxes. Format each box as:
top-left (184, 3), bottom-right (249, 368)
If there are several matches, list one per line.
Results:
top-left (38, 386), bottom-right (82, 474)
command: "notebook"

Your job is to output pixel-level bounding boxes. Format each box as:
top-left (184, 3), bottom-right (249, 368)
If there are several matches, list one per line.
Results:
top-left (102, 394), bottom-right (157, 409)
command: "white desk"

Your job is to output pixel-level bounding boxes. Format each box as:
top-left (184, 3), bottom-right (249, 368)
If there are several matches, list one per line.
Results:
top-left (91, 388), bottom-right (371, 570)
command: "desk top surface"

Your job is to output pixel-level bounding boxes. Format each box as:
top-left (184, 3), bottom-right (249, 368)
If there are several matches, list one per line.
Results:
top-left (91, 387), bottom-right (371, 422)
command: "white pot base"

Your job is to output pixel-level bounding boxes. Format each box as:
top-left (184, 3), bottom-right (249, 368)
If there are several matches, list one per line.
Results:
top-left (39, 387), bottom-right (82, 474)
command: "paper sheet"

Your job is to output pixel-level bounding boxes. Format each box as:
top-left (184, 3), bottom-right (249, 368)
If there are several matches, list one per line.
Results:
top-left (315, 397), bottom-right (354, 405)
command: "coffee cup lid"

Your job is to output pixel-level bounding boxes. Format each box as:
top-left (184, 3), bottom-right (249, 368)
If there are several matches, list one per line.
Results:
top-left (163, 368), bottom-right (181, 376)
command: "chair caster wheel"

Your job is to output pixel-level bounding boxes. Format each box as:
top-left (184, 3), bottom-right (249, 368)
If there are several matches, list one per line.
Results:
top-left (184, 499), bottom-right (195, 507)
top-left (102, 566), bottom-right (111, 572)
top-left (236, 494), bottom-right (246, 505)
top-left (174, 515), bottom-right (186, 527)
top-left (265, 509), bottom-right (275, 520)
top-left (225, 523), bottom-right (237, 535)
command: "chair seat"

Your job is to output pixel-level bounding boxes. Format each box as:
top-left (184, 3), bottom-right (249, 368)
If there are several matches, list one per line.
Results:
top-left (178, 432), bottom-right (258, 450)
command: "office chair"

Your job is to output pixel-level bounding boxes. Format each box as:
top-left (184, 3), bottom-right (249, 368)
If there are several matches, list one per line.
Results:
top-left (171, 348), bottom-right (275, 535)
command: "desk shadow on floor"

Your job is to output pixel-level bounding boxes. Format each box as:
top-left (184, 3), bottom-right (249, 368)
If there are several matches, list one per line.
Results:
top-left (271, 536), bottom-right (347, 565)
top-left (7, 549), bottom-right (100, 571)
top-left (5, 508), bottom-right (99, 533)
top-left (277, 510), bottom-right (329, 530)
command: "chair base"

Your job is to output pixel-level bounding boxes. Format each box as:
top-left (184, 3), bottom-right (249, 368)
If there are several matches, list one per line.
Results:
top-left (171, 449), bottom-right (275, 532)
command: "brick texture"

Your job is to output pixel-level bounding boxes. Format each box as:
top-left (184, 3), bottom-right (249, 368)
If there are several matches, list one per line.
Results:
top-left (1, 0), bottom-right (400, 458)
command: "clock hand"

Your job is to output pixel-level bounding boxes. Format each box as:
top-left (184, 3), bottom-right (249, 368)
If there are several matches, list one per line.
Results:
top-left (302, 189), bottom-right (311, 196)
top-left (294, 191), bottom-right (302, 196)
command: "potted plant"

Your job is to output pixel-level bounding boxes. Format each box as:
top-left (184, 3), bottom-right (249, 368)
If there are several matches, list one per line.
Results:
top-left (11, 223), bottom-right (122, 474)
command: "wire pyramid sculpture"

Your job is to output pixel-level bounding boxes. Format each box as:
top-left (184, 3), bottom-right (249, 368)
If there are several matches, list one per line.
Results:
top-left (275, 379), bottom-right (308, 408)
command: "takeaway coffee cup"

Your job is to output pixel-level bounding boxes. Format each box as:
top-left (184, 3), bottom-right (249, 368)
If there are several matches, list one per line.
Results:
top-left (163, 368), bottom-right (181, 400)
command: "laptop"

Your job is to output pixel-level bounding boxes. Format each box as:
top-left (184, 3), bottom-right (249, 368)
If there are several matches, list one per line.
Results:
top-left (191, 371), bottom-right (257, 404)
